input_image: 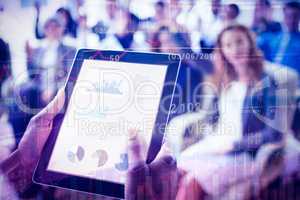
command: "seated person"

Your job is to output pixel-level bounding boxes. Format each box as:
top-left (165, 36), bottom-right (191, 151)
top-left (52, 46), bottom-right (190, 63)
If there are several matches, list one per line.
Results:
top-left (27, 17), bottom-right (76, 100)
top-left (258, 1), bottom-right (300, 80)
top-left (200, 2), bottom-right (240, 54)
top-left (251, 0), bottom-right (282, 34)
top-left (175, 24), bottom-right (282, 199)
top-left (34, 4), bottom-right (78, 39)
top-left (114, 8), bottom-right (140, 50)
top-left (9, 17), bottom-right (76, 146)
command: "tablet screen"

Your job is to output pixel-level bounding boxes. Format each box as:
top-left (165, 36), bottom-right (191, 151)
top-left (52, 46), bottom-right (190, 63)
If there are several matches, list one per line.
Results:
top-left (47, 59), bottom-right (168, 184)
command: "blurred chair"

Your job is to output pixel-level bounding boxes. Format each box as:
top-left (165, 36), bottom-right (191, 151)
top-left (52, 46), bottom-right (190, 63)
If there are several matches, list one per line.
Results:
top-left (166, 61), bottom-right (299, 199)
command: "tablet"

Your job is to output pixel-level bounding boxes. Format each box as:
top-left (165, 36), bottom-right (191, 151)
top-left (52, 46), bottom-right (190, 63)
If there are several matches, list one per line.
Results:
top-left (33, 49), bottom-right (181, 199)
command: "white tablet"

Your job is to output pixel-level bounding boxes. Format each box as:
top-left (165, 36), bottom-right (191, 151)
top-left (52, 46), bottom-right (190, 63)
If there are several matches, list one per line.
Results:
top-left (34, 49), bottom-right (181, 199)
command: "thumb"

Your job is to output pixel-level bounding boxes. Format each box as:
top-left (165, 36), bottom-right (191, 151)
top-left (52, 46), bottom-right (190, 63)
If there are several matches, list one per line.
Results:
top-left (126, 129), bottom-right (149, 200)
top-left (39, 88), bottom-right (65, 120)
top-left (127, 129), bottom-right (145, 170)
top-left (31, 88), bottom-right (65, 127)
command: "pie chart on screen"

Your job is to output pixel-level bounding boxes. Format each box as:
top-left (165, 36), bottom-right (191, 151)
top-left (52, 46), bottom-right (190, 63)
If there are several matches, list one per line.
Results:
top-left (92, 149), bottom-right (108, 167)
top-left (67, 146), bottom-right (85, 163)
top-left (115, 153), bottom-right (128, 171)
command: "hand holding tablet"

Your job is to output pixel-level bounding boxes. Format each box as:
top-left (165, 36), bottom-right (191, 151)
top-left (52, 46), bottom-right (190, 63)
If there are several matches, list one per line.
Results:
top-left (18, 88), bottom-right (65, 170)
top-left (126, 129), bottom-right (178, 200)
top-left (33, 49), bottom-right (181, 198)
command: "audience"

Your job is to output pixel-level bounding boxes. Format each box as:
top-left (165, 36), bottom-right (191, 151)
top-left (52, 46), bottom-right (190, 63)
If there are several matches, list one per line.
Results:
top-left (201, 1), bottom-right (240, 53)
top-left (252, 0), bottom-right (282, 34)
top-left (114, 8), bottom-right (140, 49)
top-left (221, 3), bottom-right (240, 25)
top-left (28, 17), bottom-right (76, 102)
top-left (35, 3), bottom-right (78, 40)
top-left (9, 17), bottom-right (76, 146)
top-left (258, 1), bottom-right (300, 78)
top-left (92, 0), bottom-right (140, 50)
top-left (92, 0), bottom-right (120, 41)
top-left (75, 14), bottom-right (100, 48)
top-left (0, 0), bottom-right (299, 199)
top-left (56, 7), bottom-right (78, 38)
top-left (142, 1), bottom-right (170, 32)
top-left (197, 0), bottom-right (223, 53)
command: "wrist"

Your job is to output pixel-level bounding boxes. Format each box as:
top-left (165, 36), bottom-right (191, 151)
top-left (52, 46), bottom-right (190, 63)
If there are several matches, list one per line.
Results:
top-left (0, 150), bottom-right (21, 173)
top-left (0, 150), bottom-right (34, 193)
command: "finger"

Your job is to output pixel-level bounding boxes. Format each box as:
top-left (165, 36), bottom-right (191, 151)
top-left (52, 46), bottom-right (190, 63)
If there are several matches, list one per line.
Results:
top-left (126, 166), bottom-right (158, 200)
top-left (148, 137), bottom-right (178, 200)
top-left (125, 165), bottom-right (148, 200)
top-left (127, 129), bottom-right (145, 170)
top-left (150, 155), bottom-right (177, 174)
top-left (153, 135), bottom-right (176, 163)
top-left (30, 88), bottom-right (65, 129)
top-left (38, 88), bottom-right (65, 120)
top-left (149, 155), bottom-right (178, 200)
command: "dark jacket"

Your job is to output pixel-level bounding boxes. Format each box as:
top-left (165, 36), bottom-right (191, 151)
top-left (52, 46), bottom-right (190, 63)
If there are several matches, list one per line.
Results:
top-left (210, 73), bottom-right (282, 156)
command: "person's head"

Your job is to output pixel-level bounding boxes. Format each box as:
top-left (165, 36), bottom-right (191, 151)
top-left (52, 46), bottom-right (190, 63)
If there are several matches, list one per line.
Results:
top-left (211, 0), bottom-right (222, 17)
top-left (156, 26), bottom-right (176, 52)
top-left (222, 3), bottom-right (240, 21)
top-left (0, 38), bottom-right (11, 83)
top-left (213, 24), bottom-right (263, 86)
top-left (44, 17), bottom-right (64, 41)
top-left (257, 0), bottom-right (271, 9)
top-left (255, 0), bottom-right (272, 20)
top-left (153, 26), bottom-right (190, 54)
top-left (56, 7), bottom-right (73, 29)
top-left (116, 8), bottom-right (140, 34)
top-left (155, 1), bottom-right (167, 19)
top-left (106, 0), bottom-right (119, 19)
top-left (283, 1), bottom-right (300, 32)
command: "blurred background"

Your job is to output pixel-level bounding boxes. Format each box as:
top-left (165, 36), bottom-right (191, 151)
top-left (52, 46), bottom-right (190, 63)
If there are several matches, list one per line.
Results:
top-left (0, 0), bottom-right (287, 79)
top-left (0, 0), bottom-right (300, 199)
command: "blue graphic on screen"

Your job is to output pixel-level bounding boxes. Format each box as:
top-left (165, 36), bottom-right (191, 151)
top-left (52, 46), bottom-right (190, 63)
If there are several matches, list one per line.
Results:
top-left (96, 80), bottom-right (123, 95)
top-left (76, 106), bottom-right (109, 119)
top-left (115, 153), bottom-right (128, 171)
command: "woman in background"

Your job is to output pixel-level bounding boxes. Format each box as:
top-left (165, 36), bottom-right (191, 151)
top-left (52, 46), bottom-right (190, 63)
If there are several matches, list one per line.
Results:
top-left (175, 24), bottom-right (282, 200)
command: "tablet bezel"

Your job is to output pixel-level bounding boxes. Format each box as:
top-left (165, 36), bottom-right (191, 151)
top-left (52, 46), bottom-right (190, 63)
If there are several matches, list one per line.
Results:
top-left (33, 49), bottom-right (181, 199)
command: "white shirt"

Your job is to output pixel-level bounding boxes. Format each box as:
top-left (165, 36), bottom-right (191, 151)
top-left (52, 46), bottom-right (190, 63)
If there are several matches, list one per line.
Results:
top-left (214, 81), bottom-right (248, 143)
top-left (183, 81), bottom-right (248, 155)
top-left (169, 81), bottom-right (248, 158)
top-left (41, 40), bottom-right (59, 91)
top-left (41, 40), bottom-right (59, 70)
